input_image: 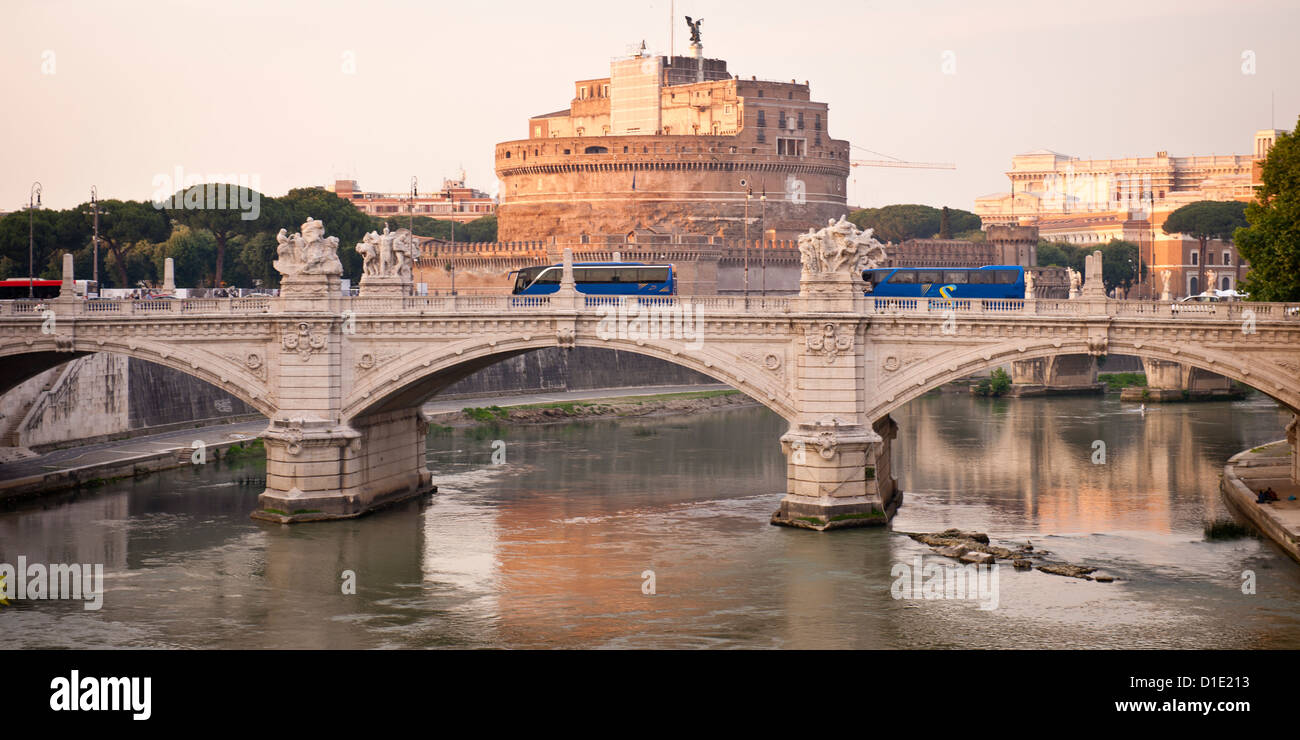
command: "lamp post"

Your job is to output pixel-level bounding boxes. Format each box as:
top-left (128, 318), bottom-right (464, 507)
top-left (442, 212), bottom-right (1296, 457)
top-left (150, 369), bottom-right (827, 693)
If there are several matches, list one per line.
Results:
top-left (91, 186), bottom-right (100, 291)
top-left (760, 183), bottom-right (767, 298)
top-left (741, 179), bottom-right (751, 302)
top-left (28, 182), bottom-right (42, 298)
top-left (409, 176), bottom-right (418, 234)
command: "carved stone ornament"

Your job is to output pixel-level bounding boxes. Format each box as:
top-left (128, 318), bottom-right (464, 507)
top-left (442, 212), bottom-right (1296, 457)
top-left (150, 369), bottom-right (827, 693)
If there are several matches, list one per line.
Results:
top-left (283, 321), bottom-right (327, 361)
top-left (557, 326), bottom-right (576, 349)
top-left (816, 429), bottom-right (838, 459)
top-left (806, 322), bottom-right (853, 363)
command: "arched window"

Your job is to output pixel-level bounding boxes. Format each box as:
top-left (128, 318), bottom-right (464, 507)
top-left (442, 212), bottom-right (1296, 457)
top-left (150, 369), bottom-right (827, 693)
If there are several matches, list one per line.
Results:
top-left (584, 145), bottom-right (608, 154)
top-left (1222, 276), bottom-right (1231, 291)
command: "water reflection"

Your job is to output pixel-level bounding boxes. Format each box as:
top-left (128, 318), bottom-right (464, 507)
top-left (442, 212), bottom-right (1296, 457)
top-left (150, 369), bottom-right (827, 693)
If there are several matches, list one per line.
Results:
top-left (2, 392), bottom-right (1298, 649)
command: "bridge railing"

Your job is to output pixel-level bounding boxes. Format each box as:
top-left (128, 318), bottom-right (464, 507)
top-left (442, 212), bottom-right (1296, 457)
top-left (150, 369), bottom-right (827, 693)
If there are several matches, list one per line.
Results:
top-left (4, 296), bottom-right (1299, 321)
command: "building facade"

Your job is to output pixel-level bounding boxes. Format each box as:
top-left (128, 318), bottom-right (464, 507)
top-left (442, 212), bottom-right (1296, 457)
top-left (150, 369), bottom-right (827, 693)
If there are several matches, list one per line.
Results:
top-left (974, 129), bottom-right (1288, 298)
top-left (494, 44), bottom-right (851, 243)
top-left (328, 174), bottom-right (495, 223)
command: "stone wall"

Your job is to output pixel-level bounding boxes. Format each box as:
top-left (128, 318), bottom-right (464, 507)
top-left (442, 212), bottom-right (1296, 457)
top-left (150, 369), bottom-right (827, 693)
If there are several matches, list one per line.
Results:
top-left (0, 354), bottom-right (256, 451)
top-left (439, 347), bottom-right (714, 397)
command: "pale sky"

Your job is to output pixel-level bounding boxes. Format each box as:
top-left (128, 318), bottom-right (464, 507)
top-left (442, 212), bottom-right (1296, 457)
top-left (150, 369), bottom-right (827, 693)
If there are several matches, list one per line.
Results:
top-left (3, 0), bottom-right (1296, 213)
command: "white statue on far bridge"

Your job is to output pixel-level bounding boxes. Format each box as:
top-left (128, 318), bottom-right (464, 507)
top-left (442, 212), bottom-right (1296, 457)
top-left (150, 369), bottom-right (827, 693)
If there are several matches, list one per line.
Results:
top-left (1159, 269), bottom-right (1172, 301)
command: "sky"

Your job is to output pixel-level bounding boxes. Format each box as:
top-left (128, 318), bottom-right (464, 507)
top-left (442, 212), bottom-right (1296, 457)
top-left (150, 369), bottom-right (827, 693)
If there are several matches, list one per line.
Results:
top-left (2, 0), bottom-right (1297, 213)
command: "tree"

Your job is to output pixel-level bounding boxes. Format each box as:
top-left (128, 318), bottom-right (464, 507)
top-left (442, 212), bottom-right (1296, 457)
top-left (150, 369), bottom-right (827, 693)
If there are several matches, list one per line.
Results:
top-left (1236, 119), bottom-right (1300, 301)
top-left (1099, 239), bottom-right (1145, 297)
top-left (847, 204), bottom-right (980, 243)
top-left (1162, 200), bottom-right (1248, 294)
top-left (0, 207), bottom-right (82, 281)
top-left (155, 225), bottom-right (216, 288)
top-left (461, 214), bottom-right (497, 243)
top-left (165, 184), bottom-right (276, 287)
top-left (72, 199), bottom-right (171, 288)
top-left (1037, 240), bottom-right (1086, 273)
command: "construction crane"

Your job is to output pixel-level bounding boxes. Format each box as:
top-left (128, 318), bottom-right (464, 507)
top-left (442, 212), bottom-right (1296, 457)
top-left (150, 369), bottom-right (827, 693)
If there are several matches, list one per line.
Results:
top-left (849, 144), bottom-right (955, 170)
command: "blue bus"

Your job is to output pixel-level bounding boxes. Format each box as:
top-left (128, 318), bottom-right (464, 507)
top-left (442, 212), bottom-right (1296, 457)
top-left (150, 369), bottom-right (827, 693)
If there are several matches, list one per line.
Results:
top-left (510, 262), bottom-right (676, 296)
top-left (862, 266), bottom-right (1025, 300)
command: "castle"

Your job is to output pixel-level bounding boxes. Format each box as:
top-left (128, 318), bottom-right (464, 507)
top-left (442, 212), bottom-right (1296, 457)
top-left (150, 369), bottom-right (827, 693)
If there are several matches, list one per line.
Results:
top-left (493, 33), bottom-right (850, 243)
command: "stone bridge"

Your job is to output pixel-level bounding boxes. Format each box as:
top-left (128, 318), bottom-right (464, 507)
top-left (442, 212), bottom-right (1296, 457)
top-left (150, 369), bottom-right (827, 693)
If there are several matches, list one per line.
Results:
top-left (3, 223), bottom-right (1298, 529)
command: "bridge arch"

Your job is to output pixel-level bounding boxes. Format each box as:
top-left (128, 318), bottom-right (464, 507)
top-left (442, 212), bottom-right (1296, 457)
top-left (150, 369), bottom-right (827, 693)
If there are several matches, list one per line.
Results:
top-left (866, 337), bottom-right (1300, 423)
top-left (0, 337), bottom-right (277, 418)
top-left (343, 335), bottom-right (797, 424)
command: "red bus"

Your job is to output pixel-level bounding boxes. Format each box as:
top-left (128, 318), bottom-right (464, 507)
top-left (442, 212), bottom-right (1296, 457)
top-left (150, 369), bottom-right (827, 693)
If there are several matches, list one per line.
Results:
top-left (0, 279), bottom-right (62, 300)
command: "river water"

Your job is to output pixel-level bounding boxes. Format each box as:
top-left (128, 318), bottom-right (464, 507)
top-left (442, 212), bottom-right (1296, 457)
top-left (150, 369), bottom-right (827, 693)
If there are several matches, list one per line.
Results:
top-left (3, 392), bottom-right (1298, 649)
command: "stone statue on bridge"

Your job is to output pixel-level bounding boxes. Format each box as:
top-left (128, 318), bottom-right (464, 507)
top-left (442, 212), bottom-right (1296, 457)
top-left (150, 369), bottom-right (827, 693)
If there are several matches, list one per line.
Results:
top-left (797, 216), bottom-right (888, 278)
top-left (274, 217), bottom-right (343, 277)
top-left (1160, 269), bottom-right (1172, 301)
top-left (359, 226), bottom-right (419, 281)
top-left (1067, 267), bottom-right (1081, 299)
top-left (358, 225), bottom-right (420, 296)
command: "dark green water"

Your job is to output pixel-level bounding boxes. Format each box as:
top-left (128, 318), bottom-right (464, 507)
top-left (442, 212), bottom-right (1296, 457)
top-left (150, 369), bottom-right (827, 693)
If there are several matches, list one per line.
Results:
top-left (3, 392), bottom-right (1297, 648)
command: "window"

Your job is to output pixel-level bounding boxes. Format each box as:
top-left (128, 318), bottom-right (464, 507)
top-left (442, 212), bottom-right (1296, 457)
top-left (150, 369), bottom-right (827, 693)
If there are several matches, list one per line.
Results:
top-left (968, 270), bottom-right (994, 284)
top-left (1222, 276), bottom-right (1232, 291)
top-left (815, 113), bottom-right (821, 131)
top-left (579, 86), bottom-right (588, 99)
top-left (602, 84), bottom-right (609, 97)
top-left (917, 270), bottom-right (942, 284)
top-left (777, 138), bottom-right (805, 156)
top-left (797, 111), bottom-right (804, 129)
top-left (1223, 251), bottom-right (1231, 265)
top-left (943, 271), bottom-right (970, 284)
top-left (890, 270), bottom-right (918, 284)
top-left (1190, 251), bottom-right (1199, 265)
top-left (993, 270), bottom-right (1019, 284)
top-left (757, 110), bottom-right (766, 127)
top-left (778, 111), bottom-right (787, 128)
top-left (533, 125), bottom-right (542, 137)
top-left (1207, 252), bottom-right (1215, 265)
top-left (584, 145), bottom-right (608, 154)
top-left (758, 90), bottom-right (764, 97)
top-left (1189, 276), bottom-right (1200, 295)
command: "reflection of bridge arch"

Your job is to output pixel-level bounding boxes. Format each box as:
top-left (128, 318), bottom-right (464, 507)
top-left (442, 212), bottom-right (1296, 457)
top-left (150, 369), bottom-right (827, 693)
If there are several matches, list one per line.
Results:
top-left (0, 338), bottom-right (276, 418)
top-left (867, 339), bottom-right (1299, 423)
top-left (343, 336), bottom-right (798, 423)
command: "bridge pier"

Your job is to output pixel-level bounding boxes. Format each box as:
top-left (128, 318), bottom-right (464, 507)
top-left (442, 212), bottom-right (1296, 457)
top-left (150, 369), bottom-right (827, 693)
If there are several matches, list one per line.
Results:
top-left (1127, 358), bottom-right (1239, 401)
top-left (254, 410), bottom-right (433, 523)
top-left (1009, 355), bottom-right (1103, 396)
top-left (772, 415), bottom-right (898, 530)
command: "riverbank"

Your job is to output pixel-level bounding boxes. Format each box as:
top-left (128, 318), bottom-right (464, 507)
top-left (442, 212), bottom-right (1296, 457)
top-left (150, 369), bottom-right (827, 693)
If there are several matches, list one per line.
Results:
top-left (0, 384), bottom-right (741, 503)
top-left (1221, 440), bottom-right (1300, 564)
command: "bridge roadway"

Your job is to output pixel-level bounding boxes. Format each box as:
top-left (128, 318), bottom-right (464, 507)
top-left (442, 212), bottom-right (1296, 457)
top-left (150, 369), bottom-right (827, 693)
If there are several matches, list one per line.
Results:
top-left (3, 268), bottom-right (1298, 529)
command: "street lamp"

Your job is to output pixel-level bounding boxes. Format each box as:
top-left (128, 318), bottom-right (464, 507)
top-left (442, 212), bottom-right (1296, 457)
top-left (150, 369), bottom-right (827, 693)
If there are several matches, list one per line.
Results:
top-left (410, 176), bottom-right (418, 234)
top-left (741, 179), bottom-right (751, 302)
top-left (90, 186), bottom-right (100, 290)
top-left (760, 182), bottom-right (767, 298)
top-left (28, 182), bottom-right (42, 298)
